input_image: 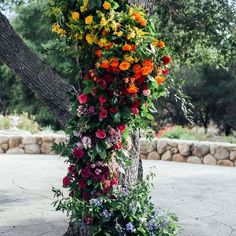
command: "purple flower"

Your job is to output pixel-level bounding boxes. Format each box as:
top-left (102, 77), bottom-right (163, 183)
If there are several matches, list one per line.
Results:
top-left (82, 136), bottom-right (92, 149)
top-left (102, 209), bottom-right (112, 218)
top-left (73, 131), bottom-right (82, 137)
top-left (87, 106), bottom-right (96, 115)
top-left (89, 198), bottom-right (102, 207)
top-left (126, 222), bottom-right (135, 233)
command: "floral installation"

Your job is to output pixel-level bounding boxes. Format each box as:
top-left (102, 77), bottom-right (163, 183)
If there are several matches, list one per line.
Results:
top-left (50, 0), bottom-right (179, 235)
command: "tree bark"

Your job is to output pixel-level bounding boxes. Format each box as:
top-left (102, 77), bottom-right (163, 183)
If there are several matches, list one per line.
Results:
top-left (0, 12), bottom-right (73, 127)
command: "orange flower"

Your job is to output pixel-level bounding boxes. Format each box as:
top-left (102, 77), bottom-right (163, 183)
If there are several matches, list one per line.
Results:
top-left (156, 76), bottom-right (166, 85)
top-left (141, 66), bottom-right (152, 76)
top-left (140, 19), bottom-right (147, 27)
top-left (102, 29), bottom-right (107, 36)
top-left (132, 64), bottom-right (142, 74)
top-left (103, 1), bottom-right (111, 10)
top-left (100, 60), bottom-right (110, 69)
top-left (110, 57), bottom-right (119, 68)
top-left (104, 43), bottom-right (113, 50)
top-left (122, 44), bottom-right (132, 51)
top-left (119, 61), bottom-right (131, 71)
top-left (157, 66), bottom-right (163, 76)
top-left (142, 59), bottom-right (153, 68)
top-left (132, 12), bottom-right (142, 22)
top-left (157, 41), bottom-right (165, 48)
top-left (127, 84), bottom-right (139, 94)
top-left (95, 49), bottom-right (102, 58)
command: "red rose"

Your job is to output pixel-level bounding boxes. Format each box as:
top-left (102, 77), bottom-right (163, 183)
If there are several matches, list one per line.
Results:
top-left (68, 165), bottom-right (76, 174)
top-left (114, 142), bottom-right (123, 150)
top-left (162, 68), bottom-right (170, 75)
top-left (131, 107), bottom-right (139, 115)
top-left (84, 216), bottom-right (93, 224)
top-left (98, 95), bottom-right (107, 104)
top-left (82, 192), bottom-right (91, 201)
top-left (77, 93), bottom-right (88, 104)
top-left (99, 109), bottom-right (108, 119)
top-left (81, 168), bottom-right (93, 178)
top-left (110, 107), bottom-right (118, 113)
top-left (63, 176), bottom-right (70, 188)
top-left (111, 177), bottom-right (118, 186)
top-left (117, 124), bottom-right (126, 133)
top-left (161, 55), bottom-right (172, 65)
top-left (95, 130), bottom-right (106, 139)
top-left (78, 179), bottom-right (88, 189)
top-left (97, 79), bottom-right (107, 89)
top-left (72, 147), bottom-right (85, 159)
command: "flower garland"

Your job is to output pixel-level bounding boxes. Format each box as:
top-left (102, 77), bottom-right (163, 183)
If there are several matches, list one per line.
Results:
top-left (50, 0), bottom-right (178, 235)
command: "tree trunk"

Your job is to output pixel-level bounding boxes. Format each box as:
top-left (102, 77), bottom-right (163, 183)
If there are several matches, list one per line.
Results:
top-left (0, 12), bottom-right (72, 127)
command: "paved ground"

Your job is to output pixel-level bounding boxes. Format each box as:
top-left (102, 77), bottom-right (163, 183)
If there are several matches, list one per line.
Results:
top-left (0, 155), bottom-right (236, 236)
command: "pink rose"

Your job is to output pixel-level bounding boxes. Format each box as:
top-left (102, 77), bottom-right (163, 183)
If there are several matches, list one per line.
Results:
top-left (77, 94), bottom-right (88, 104)
top-left (63, 176), bottom-right (70, 188)
top-left (95, 168), bottom-right (102, 175)
top-left (95, 130), bottom-right (106, 139)
top-left (143, 89), bottom-right (151, 97)
top-left (98, 95), bottom-right (107, 104)
top-left (72, 147), bottom-right (85, 159)
top-left (102, 180), bottom-right (111, 190)
top-left (99, 109), bottom-right (108, 119)
top-left (161, 55), bottom-right (172, 65)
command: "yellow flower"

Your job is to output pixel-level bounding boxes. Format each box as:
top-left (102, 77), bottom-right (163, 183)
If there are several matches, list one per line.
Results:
top-left (115, 31), bottom-right (123, 37)
top-left (103, 1), bottom-right (111, 10)
top-left (71, 11), bottom-right (80, 21)
top-left (80, 0), bottom-right (89, 13)
top-left (124, 54), bottom-right (135, 63)
top-left (85, 15), bottom-right (93, 25)
top-left (51, 23), bottom-right (66, 37)
top-left (100, 17), bottom-right (108, 26)
top-left (86, 34), bottom-right (94, 44)
top-left (97, 38), bottom-right (108, 47)
top-left (127, 31), bottom-right (136, 40)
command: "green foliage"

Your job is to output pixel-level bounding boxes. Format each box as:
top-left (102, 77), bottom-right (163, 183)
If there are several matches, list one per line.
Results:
top-left (154, 0), bottom-right (236, 66)
top-left (53, 177), bottom-right (180, 236)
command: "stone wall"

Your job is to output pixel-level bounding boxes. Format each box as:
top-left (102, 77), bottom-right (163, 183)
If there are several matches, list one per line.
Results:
top-left (0, 134), bottom-right (66, 155)
top-left (140, 138), bottom-right (236, 167)
top-left (1, 134), bottom-right (236, 167)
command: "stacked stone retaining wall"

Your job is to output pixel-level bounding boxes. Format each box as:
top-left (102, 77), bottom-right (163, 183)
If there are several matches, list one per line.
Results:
top-left (1, 134), bottom-right (236, 167)
top-left (140, 138), bottom-right (236, 167)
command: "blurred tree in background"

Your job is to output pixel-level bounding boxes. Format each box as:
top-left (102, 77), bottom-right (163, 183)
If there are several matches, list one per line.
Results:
top-left (0, 0), bottom-right (236, 132)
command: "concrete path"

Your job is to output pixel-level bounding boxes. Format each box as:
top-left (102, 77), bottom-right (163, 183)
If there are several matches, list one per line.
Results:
top-left (0, 155), bottom-right (236, 236)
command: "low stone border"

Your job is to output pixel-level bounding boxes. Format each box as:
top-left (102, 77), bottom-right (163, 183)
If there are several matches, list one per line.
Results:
top-left (1, 134), bottom-right (236, 167)
top-left (0, 134), bottom-right (66, 155)
top-left (140, 138), bottom-right (236, 167)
